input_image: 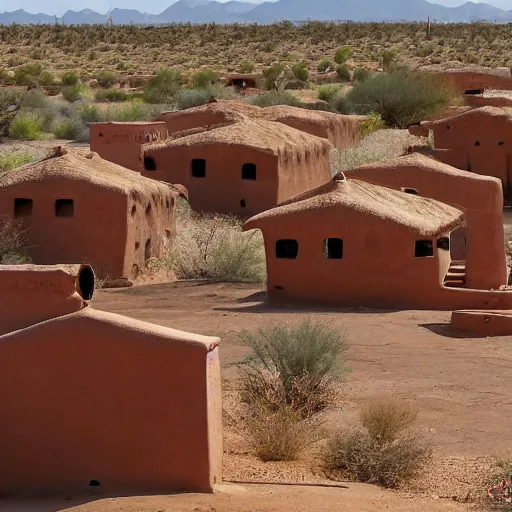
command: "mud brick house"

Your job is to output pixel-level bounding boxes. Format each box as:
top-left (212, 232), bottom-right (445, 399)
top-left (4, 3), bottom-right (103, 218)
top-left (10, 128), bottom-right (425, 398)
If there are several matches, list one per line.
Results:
top-left (0, 150), bottom-right (185, 285)
top-left (243, 175), bottom-right (512, 310)
top-left (156, 100), bottom-right (364, 149)
top-left (434, 66), bottom-right (512, 95)
top-left (0, 264), bottom-right (222, 493)
top-left (142, 118), bottom-right (332, 216)
top-left (90, 121), bottom-right (168, 171)
top-left (346, 154), bottom-right (507, 291)
top-left (416, 107), bottom-right (512, 204)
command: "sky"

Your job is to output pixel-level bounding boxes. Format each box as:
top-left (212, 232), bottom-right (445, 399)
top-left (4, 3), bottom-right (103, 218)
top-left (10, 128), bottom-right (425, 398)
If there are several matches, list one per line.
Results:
top-left (3, 0), bottom-right (512, 16)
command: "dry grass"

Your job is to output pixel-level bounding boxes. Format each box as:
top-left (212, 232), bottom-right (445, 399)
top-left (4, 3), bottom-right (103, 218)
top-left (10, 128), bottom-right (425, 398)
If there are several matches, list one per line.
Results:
top-left (0, 216), bottom-right (31, 264)
top-left (323, 400), bottom-right (432, 489)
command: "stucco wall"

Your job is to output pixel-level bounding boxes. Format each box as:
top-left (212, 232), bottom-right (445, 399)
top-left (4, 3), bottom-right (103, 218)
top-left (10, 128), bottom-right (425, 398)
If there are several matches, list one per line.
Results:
top-left (438, 71), bottom-right (512, 94)
top-left (90, 122), bottom-right (168, 171)
top-left (0, 308), bottom-right (222, 493)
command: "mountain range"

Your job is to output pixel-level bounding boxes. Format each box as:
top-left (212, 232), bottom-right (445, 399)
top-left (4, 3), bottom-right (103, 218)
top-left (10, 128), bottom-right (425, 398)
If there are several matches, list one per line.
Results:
top-left (3, 0), bottom-right (512, 24)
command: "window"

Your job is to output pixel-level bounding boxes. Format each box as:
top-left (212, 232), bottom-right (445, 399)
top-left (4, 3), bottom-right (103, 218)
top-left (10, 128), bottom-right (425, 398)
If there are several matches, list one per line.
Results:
top-left (242, 163), bottom-right (256, 180)
top-left (276, 239), bottom-right (299, 259)
top-left (55, 199), bottom-right (74, 217)
top-left (144, 156), bottom-right (156, 171)
top-left (14, 198), bottom-right (33, 217)
top-left (401, 187), bottom-right (418, 195)
top-left (240, 199), bottom-right (246, 208)
top-left (415, 240), bottom-right (433, 258)
top-left (191, 159), bottom-right (206, 178)
top-left (437, 237), bottom-right (450, 250)
top-left (324, 238), bottom-right (343, 259)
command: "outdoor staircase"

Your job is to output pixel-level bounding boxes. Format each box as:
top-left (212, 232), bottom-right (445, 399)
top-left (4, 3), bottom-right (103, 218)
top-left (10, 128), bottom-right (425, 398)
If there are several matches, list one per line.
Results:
top-left (444, 260), bottom-right (466, 288)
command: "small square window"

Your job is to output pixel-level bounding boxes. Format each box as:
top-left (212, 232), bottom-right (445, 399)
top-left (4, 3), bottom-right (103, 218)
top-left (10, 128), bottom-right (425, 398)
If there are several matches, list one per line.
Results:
top-left (276, 239), bottom-right (298, 259)
top-left (14, 198), bottom-right (33, 217)
top-left (324, 238), bottom-right (343, 259)
top-left (242, 163), bottom-right (256, 180)
top-left (191, 159), bottom-right (206, 178)
top-left (55, 199), bottom-right (74, 217)
top-left (144, 156), bottom-right (156, 171)
top-left (415, 240), bottom-right (433, 258)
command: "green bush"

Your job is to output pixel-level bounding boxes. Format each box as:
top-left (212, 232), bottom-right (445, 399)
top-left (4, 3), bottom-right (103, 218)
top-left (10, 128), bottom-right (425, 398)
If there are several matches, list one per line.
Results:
top-left (380, 49), bottom-right (398, 71)
top-left (143, 68), bottom-right (183, 104)
top-left (323, 400), bottom-right (432, 488)
top-left (347, 68), bottom-right (457, 128)
top-left (262, 63), bottom-right (285, 90)
top-left (336, 64), bottom-right (351, 82)
top-left (61, 71), bottom-right (79, 86)
top-left (239, 61), bottom-right (255, 73)
top-left (0, 69), bottom-right (13, 85)
top-left (317, 58), bottom-right (333, 73)
top-left (39, 71), bottom-right (55, 86)
top-left (358, 112), bottom-right (385, 137)
top-left (176, 88), bottom-right (212, 110)
top-left (353, 68), bottom-right (371, 83)
top-left (9, 113), bottom-right (44, 140)
top-left (317, 84), bottom-right (342, 102)
top-left (239, 319), bottom-right (346, 418)
top-left (95, 88), bottom-right (129, 102)
top-left (291, 62), bottom-right (309, 82)
top-left (191, 69), bottom-right (220, 89)
top-left (334, 46), bottom-right (352, 65)
top-left (51, 116), bottom-right (88, 141)
top-left (62, 84), bottom-right (90, 103)
top-left (0, 151), bottom-right (34, 173)
top-left (22, 89), bottom-right (48, 109)
top-left (330, 92), bottom-right (353, 114)
top-left (14, 64), bottom-right (42, 86)
top-left (246, 90), bottom-right (301, 107)
top-left (96, 70), bottom-right (118, 88)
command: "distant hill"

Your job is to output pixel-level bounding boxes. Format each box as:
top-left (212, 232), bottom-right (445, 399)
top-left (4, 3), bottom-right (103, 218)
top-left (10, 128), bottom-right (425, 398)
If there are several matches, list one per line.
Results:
top-left (2, 0), bottom-right (512, 25)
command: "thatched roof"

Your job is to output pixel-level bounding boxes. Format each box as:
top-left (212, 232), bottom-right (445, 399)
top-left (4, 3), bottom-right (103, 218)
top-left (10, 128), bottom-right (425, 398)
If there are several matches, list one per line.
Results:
top-left (426, 106), bottom-right (512, 128)
top-left (0, 149), bottom-right (182, 197)
top-left (144, 118), bottom-right (332, 157)
top-left (243, 176), bottom-right (464, 236)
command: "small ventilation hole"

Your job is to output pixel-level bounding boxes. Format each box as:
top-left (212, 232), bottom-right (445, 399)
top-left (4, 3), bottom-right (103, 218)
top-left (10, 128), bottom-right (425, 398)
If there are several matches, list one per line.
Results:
top-left (89, 480), bottom-right (100, 487)
top-left (475, 141), bottom-right (480, 146)
top-left (499, 141), bottom-right (504, 146)
top-left (240, 199), bottom-right (246, 208)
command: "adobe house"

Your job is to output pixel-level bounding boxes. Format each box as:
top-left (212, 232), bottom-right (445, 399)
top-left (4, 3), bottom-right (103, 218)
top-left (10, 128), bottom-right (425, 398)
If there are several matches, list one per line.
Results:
top-left (0, 264), bottom-right (222, 493)
top-left (346, 153), bottom-right (507, 291)
top-left (90, 121), bottom-right (168, 171)
top-left (142, 118), bottom-right (332, 216)
top-left (433, 66), bottom-right (512, 95)
top-left (417, 107), bottom-right (512, 203)
top-left (243, 176), bottom-right (512, 310)
top-left (156, 100), bottom-right (364, 149)
top-left (0, 150), bottom-right (186, 285)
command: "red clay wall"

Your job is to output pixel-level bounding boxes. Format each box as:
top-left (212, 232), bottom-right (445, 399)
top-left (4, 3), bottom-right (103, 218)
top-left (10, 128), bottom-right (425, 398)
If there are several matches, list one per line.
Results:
top-left (463, 95), bottom-right (512, 108)
top-left (347, 162), bottom-right (507, 290)
top-left (451, 309), bottom-right (512, 336)
top-left (90, 122), bottom-right (168, 171)
top-left (0, 308), bottom-right (222, 493)
top-left (0, 264), bottom-right (91, 336)
top-left (437, 71), bottom-right (512, 94)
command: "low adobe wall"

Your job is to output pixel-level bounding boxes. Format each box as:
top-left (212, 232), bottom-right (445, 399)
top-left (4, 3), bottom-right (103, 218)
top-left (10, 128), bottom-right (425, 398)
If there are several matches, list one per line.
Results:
top-left (451, 309), bottom-right (512, 336)
top-left (437, 70), bottom-right (512, 94)
top-left (463, 94), bottom-right (512, 108)
top-left (0, 264), bottom-right (93, 336)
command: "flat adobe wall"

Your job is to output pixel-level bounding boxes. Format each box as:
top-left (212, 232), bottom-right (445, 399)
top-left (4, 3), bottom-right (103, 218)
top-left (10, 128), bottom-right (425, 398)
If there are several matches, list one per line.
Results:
top-left (0, 308), bottom-right (222, 494)
top-left (463, 95), bottom-right (512, 108)
top-left (438, 72), bottom-right (512, 94)
top-left (0, 179), bottom-right (128, 281)
top-left (90, 123), bottom-right (168, 171)
top-left (451, 309), bottom-right (512, 336)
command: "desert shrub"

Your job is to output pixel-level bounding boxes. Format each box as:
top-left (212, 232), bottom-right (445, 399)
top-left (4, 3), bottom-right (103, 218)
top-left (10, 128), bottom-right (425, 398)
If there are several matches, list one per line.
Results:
top-left (336, 64), bottom-right (351, 82)
top-left (0, 151), bottom-right (34, 173)
top-left (247, 90), bottom-right (300, 107)
top-left (380, 49), bottom-right (398, 71)
top-left (96, 70), bottom-right (118, 88)
top-left (262, 63), bottom-right (285, 90)
top-left (95, 88), bottom-right (128, 102)
top-left (167, 209), bottom-right (265, 282)
top-left (239, 319), bottom-right (346, 417)
top-left (62, 84), bottom-right (91, 103)
top-left (330, 92), bottom-right (353, 114)
top-left (0, 216), bottom-right (31, 264)
top-left (22, 89), bottom-right (48, 109)
top-left (239, 61), bottom-right (255, 73)
top-left (291, 62), bottom-right (309, 82)
top-left (244, 401), bottom-right (318, 462)
top-left (14, 64), bottom-right (42, 87)
top-left (0, 88), bottom-right (23, 110)
top-left (353, 67), bottom-right (371, 83)
top-left (51, 116), bottom-right (88, 141)
top-left (143, 68), bottom-right (182, 104)
top-left (191, 69), bottom-right (220, 89)
top-left (8, 113), bottom-right (44, 140)
top-left (61, 71), bottom-right (79, 86)
top-left (176, 88), bottom-right (212, 110)
top-left (358, 112), bottom-right (385, 137)
top-left (39, 71), bottom-right (55, 86)
top-left (76, 104), bottom-right (103, 124)
top-left (0, 69), bottom-right (13, 85)
top-left (317, 84), bottom-right (342, 102)
top-left (334, 46), bottom-right (352, 65)
top-left (347, 68), bottom-right (457, 128)
top-left (323, 400), bottom-right (432, 488)
top-left (317, 58), bottom-right (333, 73)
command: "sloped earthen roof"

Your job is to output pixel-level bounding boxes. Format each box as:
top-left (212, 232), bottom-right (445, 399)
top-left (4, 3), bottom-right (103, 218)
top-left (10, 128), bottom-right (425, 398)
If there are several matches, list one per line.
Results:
top-left (144, 117), bottom-right (332, 156)
top-left (0, 149), bottom-right (181, 196)
top-left (426, 106), bottom-right (512, 128)
top-left (243, 176), bottom-right (464, 236)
